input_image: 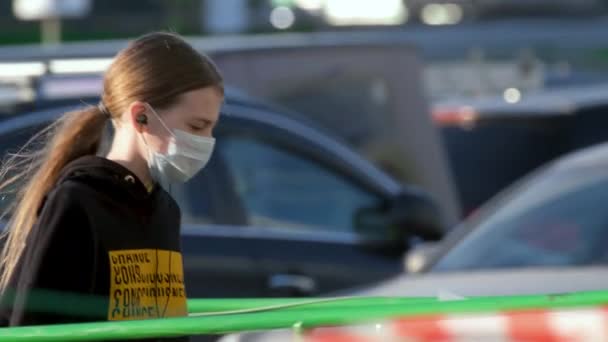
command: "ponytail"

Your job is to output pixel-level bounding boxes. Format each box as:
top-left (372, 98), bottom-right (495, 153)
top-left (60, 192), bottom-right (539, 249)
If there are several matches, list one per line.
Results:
top-left (0, 106), bottom-right (108, 292)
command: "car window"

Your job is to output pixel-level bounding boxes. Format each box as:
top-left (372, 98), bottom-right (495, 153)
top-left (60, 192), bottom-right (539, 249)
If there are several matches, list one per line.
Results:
top-left (433, 167), bottom-right (608, 271)
top-left (567, 105), bottom-right (608, 151)
top-left (270, 72), bottom-right (422, 185)
top-left (176, 150), bottom-right (243, 226)
top-left (273, 73), bottom-right (390, 148)
top-left (219, 136), bottom-right (381, 234)
top-left (173, 172), bottom-right (214, 225)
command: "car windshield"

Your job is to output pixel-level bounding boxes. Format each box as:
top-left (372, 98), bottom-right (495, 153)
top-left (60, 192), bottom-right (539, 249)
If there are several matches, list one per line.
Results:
top-left (432, 164), bottom-right (608, 271)
top-left (440, 116), bottom-right (565, 215)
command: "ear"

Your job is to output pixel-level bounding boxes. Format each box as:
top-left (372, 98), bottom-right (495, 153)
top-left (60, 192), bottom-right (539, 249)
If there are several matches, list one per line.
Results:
top-left (128, 101), bottom-right (148, 133)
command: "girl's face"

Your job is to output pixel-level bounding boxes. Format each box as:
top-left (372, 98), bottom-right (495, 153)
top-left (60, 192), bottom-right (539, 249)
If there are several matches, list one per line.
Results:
top-left (143, 87), bottom-right (223, 154)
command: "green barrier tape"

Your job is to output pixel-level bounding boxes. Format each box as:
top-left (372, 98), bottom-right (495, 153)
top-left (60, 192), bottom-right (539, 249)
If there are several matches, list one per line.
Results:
top-left (186, 296), bottom-right (435, 314)
top-left (2, 290), bottom-right (608, 341)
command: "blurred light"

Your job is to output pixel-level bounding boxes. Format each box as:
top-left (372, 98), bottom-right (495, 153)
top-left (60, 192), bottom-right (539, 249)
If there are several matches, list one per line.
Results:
top-left (421, 4), bottom-right (446, 25)
top-left (0, 62), bottom-right (46, 78)
top-left (271, 0), bottom-right (295, 7)
top-left (270, 6), bottom-right (296, 30)
top-left (0, 84), bottom-right (35, 106)
top-left (405, 253), bottom-right (426, 273)
top-left (444, 4), bottom-right (463, 23)
top-left (295, 0), bottom-right (324, 11)
top-left (504, 88), bottom-right (522, 104)
top-left (49, 58), bottom-right (113, 74)
top-left (13, 0), bottom-right (92, 21)
top-left (40, 76), bottom-right (103, 100)
top-left (432, 106), bottom-right (478, 127)
top-left (459, 106), bottom-right (477, 124)
top-left (324, 0), bottom-right (408, 26)
top-left (421, 3), bottom-right (463, 25)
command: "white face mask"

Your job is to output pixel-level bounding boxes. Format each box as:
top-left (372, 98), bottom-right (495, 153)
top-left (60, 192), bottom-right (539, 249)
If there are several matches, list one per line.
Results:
top-left (142, 105), bottom-right (215, 185)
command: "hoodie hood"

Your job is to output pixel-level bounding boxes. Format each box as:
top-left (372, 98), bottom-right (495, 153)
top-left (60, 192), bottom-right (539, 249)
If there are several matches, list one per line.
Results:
top-left (2, 155), bottom-right (184, 335)
top-left (57, 156), bottom-right (154, 202)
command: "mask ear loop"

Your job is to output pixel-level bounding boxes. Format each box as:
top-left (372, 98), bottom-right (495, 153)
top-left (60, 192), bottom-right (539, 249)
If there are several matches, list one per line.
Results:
top-left (143, 103), bottom-right (200, 187)
top-left (138, 127), bottom-right (157, 187)
top-left (137, 111), bottom-right (165, 191)
top-left (144, 103), bottom-right (177, 140)
top-left (140, 134), bottom-right (152, 159)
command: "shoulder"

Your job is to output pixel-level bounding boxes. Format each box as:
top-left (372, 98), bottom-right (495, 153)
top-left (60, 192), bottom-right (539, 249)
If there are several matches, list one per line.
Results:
top-left (50, 179), bottom-right (89, 196)
top-left (157, 187), bottom-right (182, 221)
top-left (46, 179), bottom-right (90, 203)
top-left (37, 180), bottom-right (91, 216)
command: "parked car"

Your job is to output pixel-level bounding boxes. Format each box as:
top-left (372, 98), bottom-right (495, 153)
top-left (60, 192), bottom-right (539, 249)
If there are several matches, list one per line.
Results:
top-left (415, 142), bottom-right (608, 273)
top-left (0, 89), bottom-right (443, 300)
top-left (226, 140), bottom-right (608, 341)
top-left (224, 266), bottom-right (608, 341)
top-left (433, 83), bottom-right (608, 214)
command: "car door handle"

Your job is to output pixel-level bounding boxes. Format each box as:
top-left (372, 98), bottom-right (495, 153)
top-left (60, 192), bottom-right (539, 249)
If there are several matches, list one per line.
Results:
top-left (268, 274), bottom-right (317, 295)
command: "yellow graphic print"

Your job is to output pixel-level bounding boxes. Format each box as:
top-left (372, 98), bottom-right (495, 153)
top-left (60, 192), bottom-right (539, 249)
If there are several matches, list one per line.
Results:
top-left (108, 249), bottom-right (187, 321)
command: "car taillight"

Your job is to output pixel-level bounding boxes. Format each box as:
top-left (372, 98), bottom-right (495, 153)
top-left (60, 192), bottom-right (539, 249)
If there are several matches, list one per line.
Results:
top-left (432, 106), bottom-right (478, 128)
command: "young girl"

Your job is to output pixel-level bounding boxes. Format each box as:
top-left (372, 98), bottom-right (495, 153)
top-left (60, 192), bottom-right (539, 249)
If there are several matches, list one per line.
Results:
top-left (0, 32), bottom-right (223, 339)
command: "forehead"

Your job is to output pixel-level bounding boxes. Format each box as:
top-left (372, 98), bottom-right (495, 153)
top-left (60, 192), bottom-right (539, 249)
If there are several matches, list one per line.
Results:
top-left (176, 87), bottom-right (223, 118)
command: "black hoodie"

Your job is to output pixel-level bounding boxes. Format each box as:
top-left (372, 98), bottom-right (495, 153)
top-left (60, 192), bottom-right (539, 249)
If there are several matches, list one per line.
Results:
top-left (0, 156), bottom-right (189, 341)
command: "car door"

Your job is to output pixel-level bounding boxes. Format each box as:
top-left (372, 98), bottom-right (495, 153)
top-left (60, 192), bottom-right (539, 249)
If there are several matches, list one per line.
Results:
top-left (211, 110), bottom-right (404, 297)
top-left (174, 151), bottom-right (267, 299)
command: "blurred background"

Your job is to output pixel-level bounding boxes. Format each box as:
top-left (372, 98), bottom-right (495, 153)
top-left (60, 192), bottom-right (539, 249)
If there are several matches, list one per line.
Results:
top-left (4, 3), bottom-right (608, 339)
top-left (5, 1), bottom-right (608, 94)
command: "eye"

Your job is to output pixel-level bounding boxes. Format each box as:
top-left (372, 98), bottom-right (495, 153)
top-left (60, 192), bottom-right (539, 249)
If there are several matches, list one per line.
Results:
top-left (188, 124), bottom-right (204, 132)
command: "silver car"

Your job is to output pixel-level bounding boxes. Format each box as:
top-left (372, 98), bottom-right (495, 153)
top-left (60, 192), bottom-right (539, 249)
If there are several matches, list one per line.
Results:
top-left (223, 141), bottom-right (608, 341)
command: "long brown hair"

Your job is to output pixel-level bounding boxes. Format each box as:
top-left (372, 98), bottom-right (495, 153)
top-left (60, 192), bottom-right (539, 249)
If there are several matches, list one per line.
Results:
top-left (0, 32), bottom-right (223, 291)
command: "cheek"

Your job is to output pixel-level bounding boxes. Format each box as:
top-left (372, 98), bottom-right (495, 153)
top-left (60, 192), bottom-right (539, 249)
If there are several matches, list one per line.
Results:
top-left (145, 132), bottom-right (171, 154)
top-left (150, 111), bottom-right (181, 153)
top-left (206, 126), bottom-right (215, 138)
top-left (157, 139), bottom-right (171, 154)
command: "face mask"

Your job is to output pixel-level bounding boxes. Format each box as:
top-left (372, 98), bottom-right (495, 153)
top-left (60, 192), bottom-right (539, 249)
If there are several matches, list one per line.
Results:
top-left (142, 105), bottom-right (215, 185)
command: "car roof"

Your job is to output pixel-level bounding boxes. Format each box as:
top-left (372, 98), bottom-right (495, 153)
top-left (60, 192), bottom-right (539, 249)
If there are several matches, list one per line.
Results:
top-left (548, 140), bottom-right (608, 173)
top-left (434, 82), bottom-right (608, 119)
top-left (351, 267), bottom-right (608, 298)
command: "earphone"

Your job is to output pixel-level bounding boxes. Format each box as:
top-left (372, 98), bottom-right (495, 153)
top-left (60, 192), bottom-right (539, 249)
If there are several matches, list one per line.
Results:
top-left (136, 114), bottom-right (148, 125)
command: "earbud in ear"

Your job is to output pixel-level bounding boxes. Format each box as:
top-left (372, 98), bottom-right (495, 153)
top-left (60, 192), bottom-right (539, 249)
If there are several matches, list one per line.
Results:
top-left (136, 114), bottom-right (148, 125)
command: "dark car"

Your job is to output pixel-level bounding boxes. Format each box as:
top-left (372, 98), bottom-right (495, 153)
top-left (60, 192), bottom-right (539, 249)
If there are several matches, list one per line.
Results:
top-left (0, 89), bottom-right (442, 300)
top-left (433, 83), bottom-right (608, 215)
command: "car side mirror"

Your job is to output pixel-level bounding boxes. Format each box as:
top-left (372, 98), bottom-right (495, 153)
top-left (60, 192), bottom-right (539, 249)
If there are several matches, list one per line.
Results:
top-left (404, 242), bottom-right (439, 273)
top-left (355, 187), bottom-right (444, 247)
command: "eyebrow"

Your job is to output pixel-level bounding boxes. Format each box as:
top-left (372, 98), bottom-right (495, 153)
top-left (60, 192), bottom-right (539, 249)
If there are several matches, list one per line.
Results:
top-left (192, 117), bottom-right (215, 124)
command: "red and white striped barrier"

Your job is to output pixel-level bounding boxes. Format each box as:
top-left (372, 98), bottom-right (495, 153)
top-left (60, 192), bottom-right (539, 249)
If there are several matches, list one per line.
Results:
top-left (305, 307), bottom-right (608, 341)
